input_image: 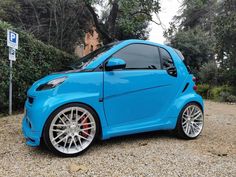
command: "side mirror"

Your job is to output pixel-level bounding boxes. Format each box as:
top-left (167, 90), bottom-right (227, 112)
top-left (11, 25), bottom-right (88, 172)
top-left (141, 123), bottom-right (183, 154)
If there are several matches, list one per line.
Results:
top-left (105, 57), bottom-right (126, 71)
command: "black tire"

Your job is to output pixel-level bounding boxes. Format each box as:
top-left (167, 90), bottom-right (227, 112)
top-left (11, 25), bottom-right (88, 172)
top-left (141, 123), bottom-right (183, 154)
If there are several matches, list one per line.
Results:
top-left (42, 103), bottom-right (100, 157)
top-left (175, 102), bottom-right (204, 140)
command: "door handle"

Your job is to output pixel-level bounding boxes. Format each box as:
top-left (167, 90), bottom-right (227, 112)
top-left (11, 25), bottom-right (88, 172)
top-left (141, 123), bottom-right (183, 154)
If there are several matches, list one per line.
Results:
top-left (167, 66), bottom-right (177, 77)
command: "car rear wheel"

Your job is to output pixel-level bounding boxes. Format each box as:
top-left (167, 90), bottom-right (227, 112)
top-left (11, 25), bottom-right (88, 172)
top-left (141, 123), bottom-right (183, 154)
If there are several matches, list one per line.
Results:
top-left (43, 103), bottom-right (99, 157)
top-left (176, 103), bottom-right (204, 139)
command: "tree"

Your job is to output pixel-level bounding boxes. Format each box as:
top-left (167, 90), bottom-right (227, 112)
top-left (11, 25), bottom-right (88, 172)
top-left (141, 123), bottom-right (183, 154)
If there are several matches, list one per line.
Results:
top-left (213, 0), bottom-right (236, 86)
top-left (213, 0), bottom-right (236, 69)
top-left (165, 26), bottom-right (214, 72)
top-left (0, 0), bottom-right (92, 53)
top-left (0, 0), bottom-right (161, 51)
top-left (165, 0), bottom-right (236, 87)
top-left (84, 0), bottom-right (161, 44)
top-left (175, 0), bottom-right (217, 31)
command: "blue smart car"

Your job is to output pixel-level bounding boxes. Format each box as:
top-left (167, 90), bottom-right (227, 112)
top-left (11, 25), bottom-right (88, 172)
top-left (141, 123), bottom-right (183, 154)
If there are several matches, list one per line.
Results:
top-left (22, 40), bottom-right (204, 157)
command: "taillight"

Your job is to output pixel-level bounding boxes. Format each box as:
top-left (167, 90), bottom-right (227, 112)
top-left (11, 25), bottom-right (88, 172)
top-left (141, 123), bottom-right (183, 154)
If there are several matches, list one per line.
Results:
top-left (193, 85), bottom-right (198, 91)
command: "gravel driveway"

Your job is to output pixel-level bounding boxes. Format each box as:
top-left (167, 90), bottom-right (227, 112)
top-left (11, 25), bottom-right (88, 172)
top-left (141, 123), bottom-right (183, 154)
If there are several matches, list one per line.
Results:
top-left (0, 100), bottom-right (235, 177)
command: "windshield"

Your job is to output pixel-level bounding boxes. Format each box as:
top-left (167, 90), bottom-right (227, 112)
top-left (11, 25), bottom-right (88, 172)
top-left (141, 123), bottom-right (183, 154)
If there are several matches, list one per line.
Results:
top-left (71, 42), bottom-right (120, 70)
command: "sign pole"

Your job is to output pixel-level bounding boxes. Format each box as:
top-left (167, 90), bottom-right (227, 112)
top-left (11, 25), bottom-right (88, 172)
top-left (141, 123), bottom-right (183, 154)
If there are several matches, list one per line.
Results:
top-left (9, 59), bottom-right (13, 115)
top-left (7, 29), bottom-right (18, 115)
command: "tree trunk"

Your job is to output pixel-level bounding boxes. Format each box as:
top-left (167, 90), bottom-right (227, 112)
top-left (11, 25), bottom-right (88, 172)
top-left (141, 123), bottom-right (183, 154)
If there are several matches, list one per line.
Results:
top-left (84, 1), bottom-right (113, 44)
top-left (107, 0), bottom-right (119, 38)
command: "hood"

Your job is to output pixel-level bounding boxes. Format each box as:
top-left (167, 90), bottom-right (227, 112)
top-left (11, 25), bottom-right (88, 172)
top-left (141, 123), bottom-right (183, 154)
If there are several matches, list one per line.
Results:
top-left (27, 72), bottom-right (69, 96)
top-left (52, 68), bottom-right (83, 75)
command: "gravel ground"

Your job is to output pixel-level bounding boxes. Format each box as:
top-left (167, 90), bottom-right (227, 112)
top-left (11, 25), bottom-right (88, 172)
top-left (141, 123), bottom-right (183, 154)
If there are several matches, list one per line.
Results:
top-left (0, 100), bottom-right (235, 177)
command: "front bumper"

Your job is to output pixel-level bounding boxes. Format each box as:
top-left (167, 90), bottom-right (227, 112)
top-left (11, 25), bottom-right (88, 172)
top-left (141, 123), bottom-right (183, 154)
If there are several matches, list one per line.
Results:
top-left (21, 96), bottom-right (49, 147)
top-left (22, 115), bottom-right (41, 146)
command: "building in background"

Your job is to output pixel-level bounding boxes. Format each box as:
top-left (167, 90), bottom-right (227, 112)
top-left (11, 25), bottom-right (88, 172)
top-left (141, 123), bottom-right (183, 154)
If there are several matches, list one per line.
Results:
top-left (75, 27), bottom-right (102, 57)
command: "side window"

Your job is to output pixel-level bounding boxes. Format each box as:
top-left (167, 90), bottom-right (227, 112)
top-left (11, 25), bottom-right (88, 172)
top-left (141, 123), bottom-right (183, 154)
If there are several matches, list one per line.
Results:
top-left (113, 44), bottom-right (161, 69)
top-left (159, 47), bottom-right (175, 69)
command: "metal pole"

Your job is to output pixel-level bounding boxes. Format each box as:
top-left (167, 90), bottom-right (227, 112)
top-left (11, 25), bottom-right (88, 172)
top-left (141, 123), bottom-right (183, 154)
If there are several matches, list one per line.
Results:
top-left (9, 59), bottom-right (12, 115)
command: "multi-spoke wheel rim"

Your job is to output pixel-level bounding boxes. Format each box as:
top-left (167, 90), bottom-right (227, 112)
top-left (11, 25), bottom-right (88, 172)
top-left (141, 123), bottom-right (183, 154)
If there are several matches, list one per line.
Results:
top-left (182, 105), bottom-right (203, 138)
top-left (49, 107), bottom-right (96, 154)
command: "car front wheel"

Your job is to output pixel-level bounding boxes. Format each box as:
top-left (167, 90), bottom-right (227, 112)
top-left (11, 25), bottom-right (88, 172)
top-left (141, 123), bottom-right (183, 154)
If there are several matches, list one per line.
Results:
top-left (43, 103), bottom-right (99, 157)
top-left (176, 103), bottom-right (204, 139)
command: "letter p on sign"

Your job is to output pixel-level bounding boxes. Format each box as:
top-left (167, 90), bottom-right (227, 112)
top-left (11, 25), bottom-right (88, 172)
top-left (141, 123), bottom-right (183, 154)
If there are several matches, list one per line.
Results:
top-left (10, 32), bottom-right (16, 43)
top-left (7, 29), bottom-right (19, 49)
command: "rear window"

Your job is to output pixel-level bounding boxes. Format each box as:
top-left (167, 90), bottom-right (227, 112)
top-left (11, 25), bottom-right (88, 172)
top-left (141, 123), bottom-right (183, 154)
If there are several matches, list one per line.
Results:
top-left (174, 48), bottom-right (191, 73)
top-left (174, 49), bottom-right (185, 60)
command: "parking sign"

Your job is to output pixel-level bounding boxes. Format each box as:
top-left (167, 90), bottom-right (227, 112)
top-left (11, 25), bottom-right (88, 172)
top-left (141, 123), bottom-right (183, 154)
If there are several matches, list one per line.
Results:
top-left (7, 29), bottom-right (19, 49)
top-left (7, 29), bottom-right (19, 115)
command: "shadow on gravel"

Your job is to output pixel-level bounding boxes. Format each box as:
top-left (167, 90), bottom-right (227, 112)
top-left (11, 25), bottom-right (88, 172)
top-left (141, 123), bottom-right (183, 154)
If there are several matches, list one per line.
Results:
top-left (97, 130), bottom-right (177, 145)
top-left (30, 130), bottom-right (179, 157)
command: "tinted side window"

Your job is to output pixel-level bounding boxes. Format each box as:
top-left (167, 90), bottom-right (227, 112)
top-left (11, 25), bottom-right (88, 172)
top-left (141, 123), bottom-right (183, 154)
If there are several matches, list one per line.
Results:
top-left (113, 44), bottom-right (161, 69)
top-left (159, 48), bottom-right (175, 69)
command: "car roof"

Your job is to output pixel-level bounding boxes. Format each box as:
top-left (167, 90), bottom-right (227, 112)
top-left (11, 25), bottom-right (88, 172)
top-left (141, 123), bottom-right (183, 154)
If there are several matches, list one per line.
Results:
top-left (118, 39), bottom-right (170, 48)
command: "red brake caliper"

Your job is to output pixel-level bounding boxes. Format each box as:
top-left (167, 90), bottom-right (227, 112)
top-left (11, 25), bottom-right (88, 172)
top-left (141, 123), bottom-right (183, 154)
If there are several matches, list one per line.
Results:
top-left (82, 116), bottom-right (89, 138)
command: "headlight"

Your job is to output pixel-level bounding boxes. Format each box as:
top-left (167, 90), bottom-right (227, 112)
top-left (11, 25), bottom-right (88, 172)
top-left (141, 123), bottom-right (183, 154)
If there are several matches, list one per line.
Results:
top-left (36, 77), bottom-right (67, 91)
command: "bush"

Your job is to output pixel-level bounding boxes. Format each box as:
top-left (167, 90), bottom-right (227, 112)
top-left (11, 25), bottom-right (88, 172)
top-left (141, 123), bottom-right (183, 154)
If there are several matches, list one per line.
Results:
top-left (209, 85), bottom-right (236, 102)
top-left (197, 84), bottom-right (210, 99)
top-left (219, 92), bottom-right (236, 102)
top-left (198, 61), bottom-right (218, 85)
top-left (0, 21), bottom-right (78, 113)
top-left (225, 94), bottom-right (236, 103)
top-left (218, 68), bottom-right (236, 87)
top-left (197, 84), bottom-right (236, 102)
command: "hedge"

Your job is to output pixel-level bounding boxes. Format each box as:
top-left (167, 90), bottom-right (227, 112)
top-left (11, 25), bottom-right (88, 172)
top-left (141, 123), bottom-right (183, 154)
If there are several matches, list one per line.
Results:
top-left (197, 84), bottom-right (236, 102)
top-left (0, 21), bottom-right (78, 114)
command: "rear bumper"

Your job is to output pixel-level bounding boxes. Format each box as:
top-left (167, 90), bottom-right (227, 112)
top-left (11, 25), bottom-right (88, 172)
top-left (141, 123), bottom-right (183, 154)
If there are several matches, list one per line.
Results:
top-left (22, 115), bottom-right (41, 147)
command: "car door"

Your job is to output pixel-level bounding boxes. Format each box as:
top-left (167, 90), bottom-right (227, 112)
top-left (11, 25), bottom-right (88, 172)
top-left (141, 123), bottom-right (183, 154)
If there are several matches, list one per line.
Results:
top-left (103, 44), bottom-right (180, 129)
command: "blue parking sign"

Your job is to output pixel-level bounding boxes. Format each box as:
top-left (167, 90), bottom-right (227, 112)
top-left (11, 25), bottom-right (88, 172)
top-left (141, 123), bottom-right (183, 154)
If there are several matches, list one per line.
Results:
top-left (7, 29), bottom-right (19, 49)
top-left (10, 32), bottom-right (16, 43)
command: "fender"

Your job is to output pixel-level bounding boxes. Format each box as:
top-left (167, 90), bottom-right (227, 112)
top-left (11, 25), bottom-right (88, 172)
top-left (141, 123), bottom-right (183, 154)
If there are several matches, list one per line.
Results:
top-left (165, 93), bottom-right (204, 129)
top-left (28, 93), bottom-right (108, 139)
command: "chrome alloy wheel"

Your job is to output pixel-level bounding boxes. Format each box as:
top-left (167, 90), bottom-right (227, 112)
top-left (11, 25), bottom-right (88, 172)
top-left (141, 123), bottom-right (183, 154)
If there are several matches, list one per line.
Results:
top-left (181, 105), bottom-right (203, 138)
top-left (49, 107), bottom-right (96, 154)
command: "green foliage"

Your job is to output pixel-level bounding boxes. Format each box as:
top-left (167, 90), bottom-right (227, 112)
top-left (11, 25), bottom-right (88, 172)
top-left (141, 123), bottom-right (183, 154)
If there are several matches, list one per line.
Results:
top-left (165, 27), bottom-right (214, 72)
top-left (115, 0), bottom-right (160, 40)
top-left (197, 84), bottom-right (236, 102)
top-left (0, 0), bottom-right (161, 50)
top-left (218, 92), bottom-right (236, 103)
top-left (227, 95), bottom-right (236, 103)
top-left (165, 0), bottom-right (236, 90)
top-left (198, 61), bottom-right (218, 85)
top-left (0, 0), bottom-right (21, 20)
top-left (214, 8), bottom-right (236, 69)
top-left (0, 0), bottom-right (91, 53)
top-left (0, 21), bottom-right (78, 113)
top-left (209, 85), bottom-right (236, 102)
top-left (97, 0), bottom-right (160, 42)
top-left (175, 0), bottom-right (217, 29)
top-left (164, 0), bottom-right (216, 72)
top-left (218, 68), bottom-right (236, 87)
top-left (197, 84), bottom-right (210, 99)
